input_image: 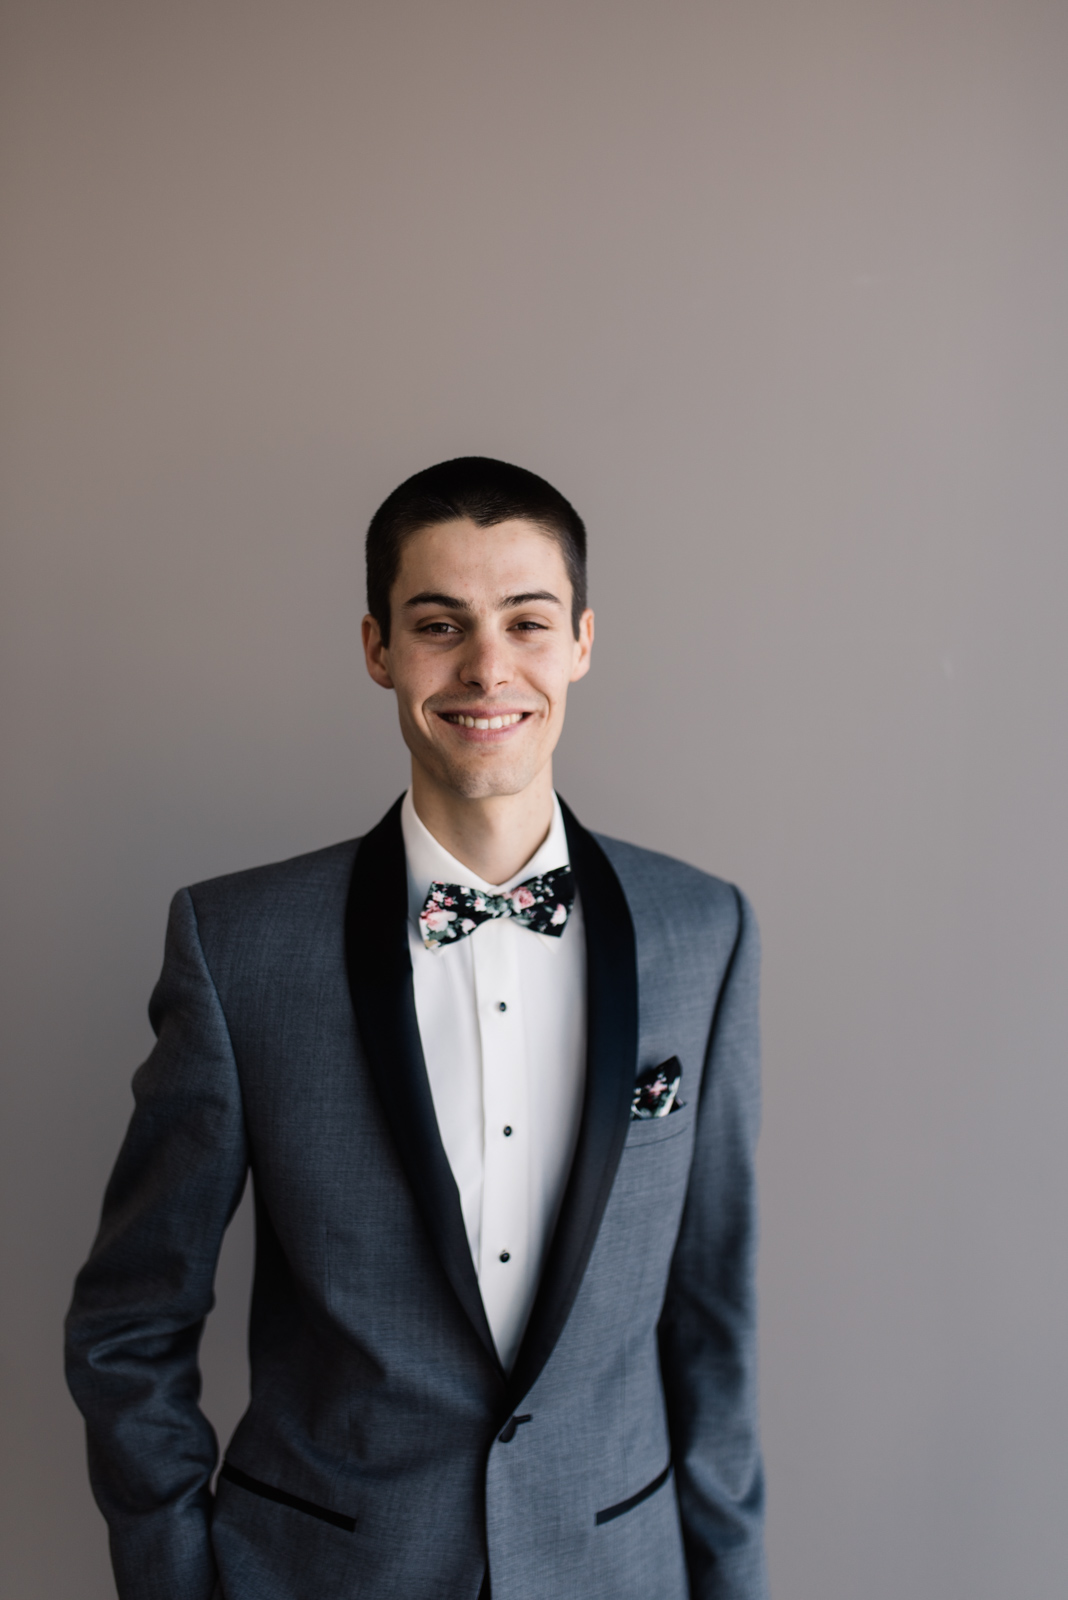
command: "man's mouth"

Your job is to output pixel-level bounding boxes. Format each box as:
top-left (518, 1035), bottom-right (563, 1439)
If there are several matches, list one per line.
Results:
top-left (439, 711), bottom-right (529, 731)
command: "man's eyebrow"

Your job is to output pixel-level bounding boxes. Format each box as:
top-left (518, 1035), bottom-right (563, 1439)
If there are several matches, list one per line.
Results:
top-left (500, 590), bottom-right (561, 608)
top-left (402, 589), bottom-right (562, 610)
top-left (403, 591), bottom-right (470, 610)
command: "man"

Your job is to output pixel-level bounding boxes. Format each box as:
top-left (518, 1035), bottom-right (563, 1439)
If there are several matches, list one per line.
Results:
top-left (66, 457), bottom-right (768, 1600)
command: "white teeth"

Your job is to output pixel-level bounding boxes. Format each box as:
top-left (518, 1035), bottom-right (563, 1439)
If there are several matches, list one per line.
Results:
top-left (450, 711), bottom-right (525, 728)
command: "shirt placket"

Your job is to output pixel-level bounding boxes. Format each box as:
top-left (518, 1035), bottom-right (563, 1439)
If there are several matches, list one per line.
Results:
top-left (472, 917), bottom-right (530, 1364)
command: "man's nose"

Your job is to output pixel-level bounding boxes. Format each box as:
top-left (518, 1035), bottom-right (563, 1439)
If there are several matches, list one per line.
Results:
top-left (458, 631), bottom-right (511, 691)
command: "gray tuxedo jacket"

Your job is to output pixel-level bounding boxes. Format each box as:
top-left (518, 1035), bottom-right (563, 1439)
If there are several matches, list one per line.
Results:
top-left (66, 798), bottom-right (768, 1600)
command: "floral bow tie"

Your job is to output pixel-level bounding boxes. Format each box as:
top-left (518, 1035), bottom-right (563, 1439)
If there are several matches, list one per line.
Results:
top-left (419, 867), bottom-right (575, 951)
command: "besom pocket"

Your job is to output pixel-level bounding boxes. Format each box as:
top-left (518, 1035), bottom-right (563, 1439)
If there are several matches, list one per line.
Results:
top-left (595, 1461), bottom-right (673, 1525)
top-left (219, 1461), bottom-right (356, 1532)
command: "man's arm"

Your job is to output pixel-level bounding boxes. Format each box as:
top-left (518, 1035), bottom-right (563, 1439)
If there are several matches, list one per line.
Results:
top-left (66, 888), bottom-right (248, 1600)
top-left (658, 888), bottom-right (769, 1600)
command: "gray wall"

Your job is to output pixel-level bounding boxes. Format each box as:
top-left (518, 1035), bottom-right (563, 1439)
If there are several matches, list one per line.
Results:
top-left (3, 2), bottom-right (1066, 1596)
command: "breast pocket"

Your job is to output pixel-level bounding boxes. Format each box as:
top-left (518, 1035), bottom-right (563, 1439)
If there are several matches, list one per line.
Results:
top-left (624, 1098), bottom-right (695, 1151)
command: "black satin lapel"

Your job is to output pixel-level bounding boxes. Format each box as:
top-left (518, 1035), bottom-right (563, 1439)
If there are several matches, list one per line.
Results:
top-left (345, 798), bottom-right (501, 1372)
top-left (507, 798), bottom-right (639, 1406)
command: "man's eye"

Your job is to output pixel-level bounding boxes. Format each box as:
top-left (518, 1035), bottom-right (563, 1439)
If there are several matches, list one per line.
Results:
top-left (512, 620), bottom-right (548, 632)
top-left (420, 621), bottom-right (460, 635)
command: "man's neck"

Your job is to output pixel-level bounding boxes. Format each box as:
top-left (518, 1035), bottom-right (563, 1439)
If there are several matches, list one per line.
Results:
top-left (409, 764), bottom-right (555, 887)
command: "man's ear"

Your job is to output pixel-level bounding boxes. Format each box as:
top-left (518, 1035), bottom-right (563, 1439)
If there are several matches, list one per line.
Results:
top-left (569, 607), bottom-right (594, 684)
top-left (362, 614), bottom-right (395, 689)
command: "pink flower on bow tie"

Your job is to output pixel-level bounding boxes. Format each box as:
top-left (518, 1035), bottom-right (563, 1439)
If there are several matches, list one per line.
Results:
top-left (510, 885), bottom-right (536, 910)
top-left (423, 908), bottom-right (457, 933)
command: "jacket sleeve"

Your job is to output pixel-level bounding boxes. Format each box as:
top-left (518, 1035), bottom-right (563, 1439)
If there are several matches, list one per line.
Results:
top-left (65, 888), bottom-right (249, 1600)
top-left (658, 887), bottom-right (769, 1600)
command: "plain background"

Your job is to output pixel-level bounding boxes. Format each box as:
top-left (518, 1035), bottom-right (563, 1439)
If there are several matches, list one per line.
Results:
top-left (3, 2), bottom-right (1067, 1596)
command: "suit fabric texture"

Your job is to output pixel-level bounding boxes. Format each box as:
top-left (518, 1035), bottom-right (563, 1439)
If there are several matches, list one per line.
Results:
top-left (65, 798), bottom-right (768, 1600)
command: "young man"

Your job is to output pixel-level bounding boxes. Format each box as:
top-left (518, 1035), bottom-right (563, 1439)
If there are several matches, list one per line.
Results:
top-left (66, 458), bottom-right (768, 1600)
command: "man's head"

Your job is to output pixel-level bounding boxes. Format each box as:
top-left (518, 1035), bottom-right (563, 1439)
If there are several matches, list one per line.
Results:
top-left (362, 457), bottom-right (593, 806)
top-left (365, 457), bottom-right (587, 645)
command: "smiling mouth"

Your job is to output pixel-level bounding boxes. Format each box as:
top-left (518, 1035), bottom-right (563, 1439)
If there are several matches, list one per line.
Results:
top-left (439, 711), bottom-right (529, 731)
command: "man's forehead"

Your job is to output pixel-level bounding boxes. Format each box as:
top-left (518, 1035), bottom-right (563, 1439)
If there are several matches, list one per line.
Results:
top-left (396, 518), bottom-right (570, 596)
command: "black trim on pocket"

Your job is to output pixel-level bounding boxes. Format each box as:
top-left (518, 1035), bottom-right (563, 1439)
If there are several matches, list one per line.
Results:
top-left (219, 1462), bottom-right (356, 1532)
top-left (595, 1461), bottom-right (672, 1525)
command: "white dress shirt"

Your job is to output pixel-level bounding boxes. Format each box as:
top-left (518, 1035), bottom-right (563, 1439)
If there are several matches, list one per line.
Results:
top-left (401, 789), bottom-right (587, 1371)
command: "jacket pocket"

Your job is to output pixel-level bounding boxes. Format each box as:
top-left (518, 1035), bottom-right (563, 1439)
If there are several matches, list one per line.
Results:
top-left (624, 1099), bottom-right (694, 1149)
top-left (595, 1461), bottom-right (672, 1525)
top-left (219, 1462), bottom-right (356, 1532)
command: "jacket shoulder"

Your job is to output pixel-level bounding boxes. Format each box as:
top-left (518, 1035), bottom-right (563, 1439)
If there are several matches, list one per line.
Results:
top-left (591, 831), bottom-right (749, 942)
top-left (184, 837), bottom-right (361, 925)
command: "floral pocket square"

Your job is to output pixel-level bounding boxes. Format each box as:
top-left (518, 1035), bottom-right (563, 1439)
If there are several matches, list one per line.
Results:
top-left (631, 1057), bottom-right (683, 1119)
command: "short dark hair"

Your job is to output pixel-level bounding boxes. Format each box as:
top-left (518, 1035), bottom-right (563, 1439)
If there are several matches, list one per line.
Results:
top-left (365, 456), bottom-right (587, 644)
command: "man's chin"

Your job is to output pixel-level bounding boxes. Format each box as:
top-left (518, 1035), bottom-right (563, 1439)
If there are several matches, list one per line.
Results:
top-left (441, 769), bottom-right (533, 803)
top-left (423, 750), bottom-right (542, 803)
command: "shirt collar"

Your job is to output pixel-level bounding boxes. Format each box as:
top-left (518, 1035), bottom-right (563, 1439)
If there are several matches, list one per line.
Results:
top-left (401, 788), bottom-right (571, 930)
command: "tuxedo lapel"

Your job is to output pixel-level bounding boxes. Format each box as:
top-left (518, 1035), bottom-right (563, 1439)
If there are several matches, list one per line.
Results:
top-left (507, 798), bottom-right (639, 1406)
top-left (345, 798), bottom-right (501, 1373)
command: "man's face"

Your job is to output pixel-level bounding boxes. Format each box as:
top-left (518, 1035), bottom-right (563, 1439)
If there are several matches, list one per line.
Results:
top-left (362, 517), bottom-right (593, 802)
